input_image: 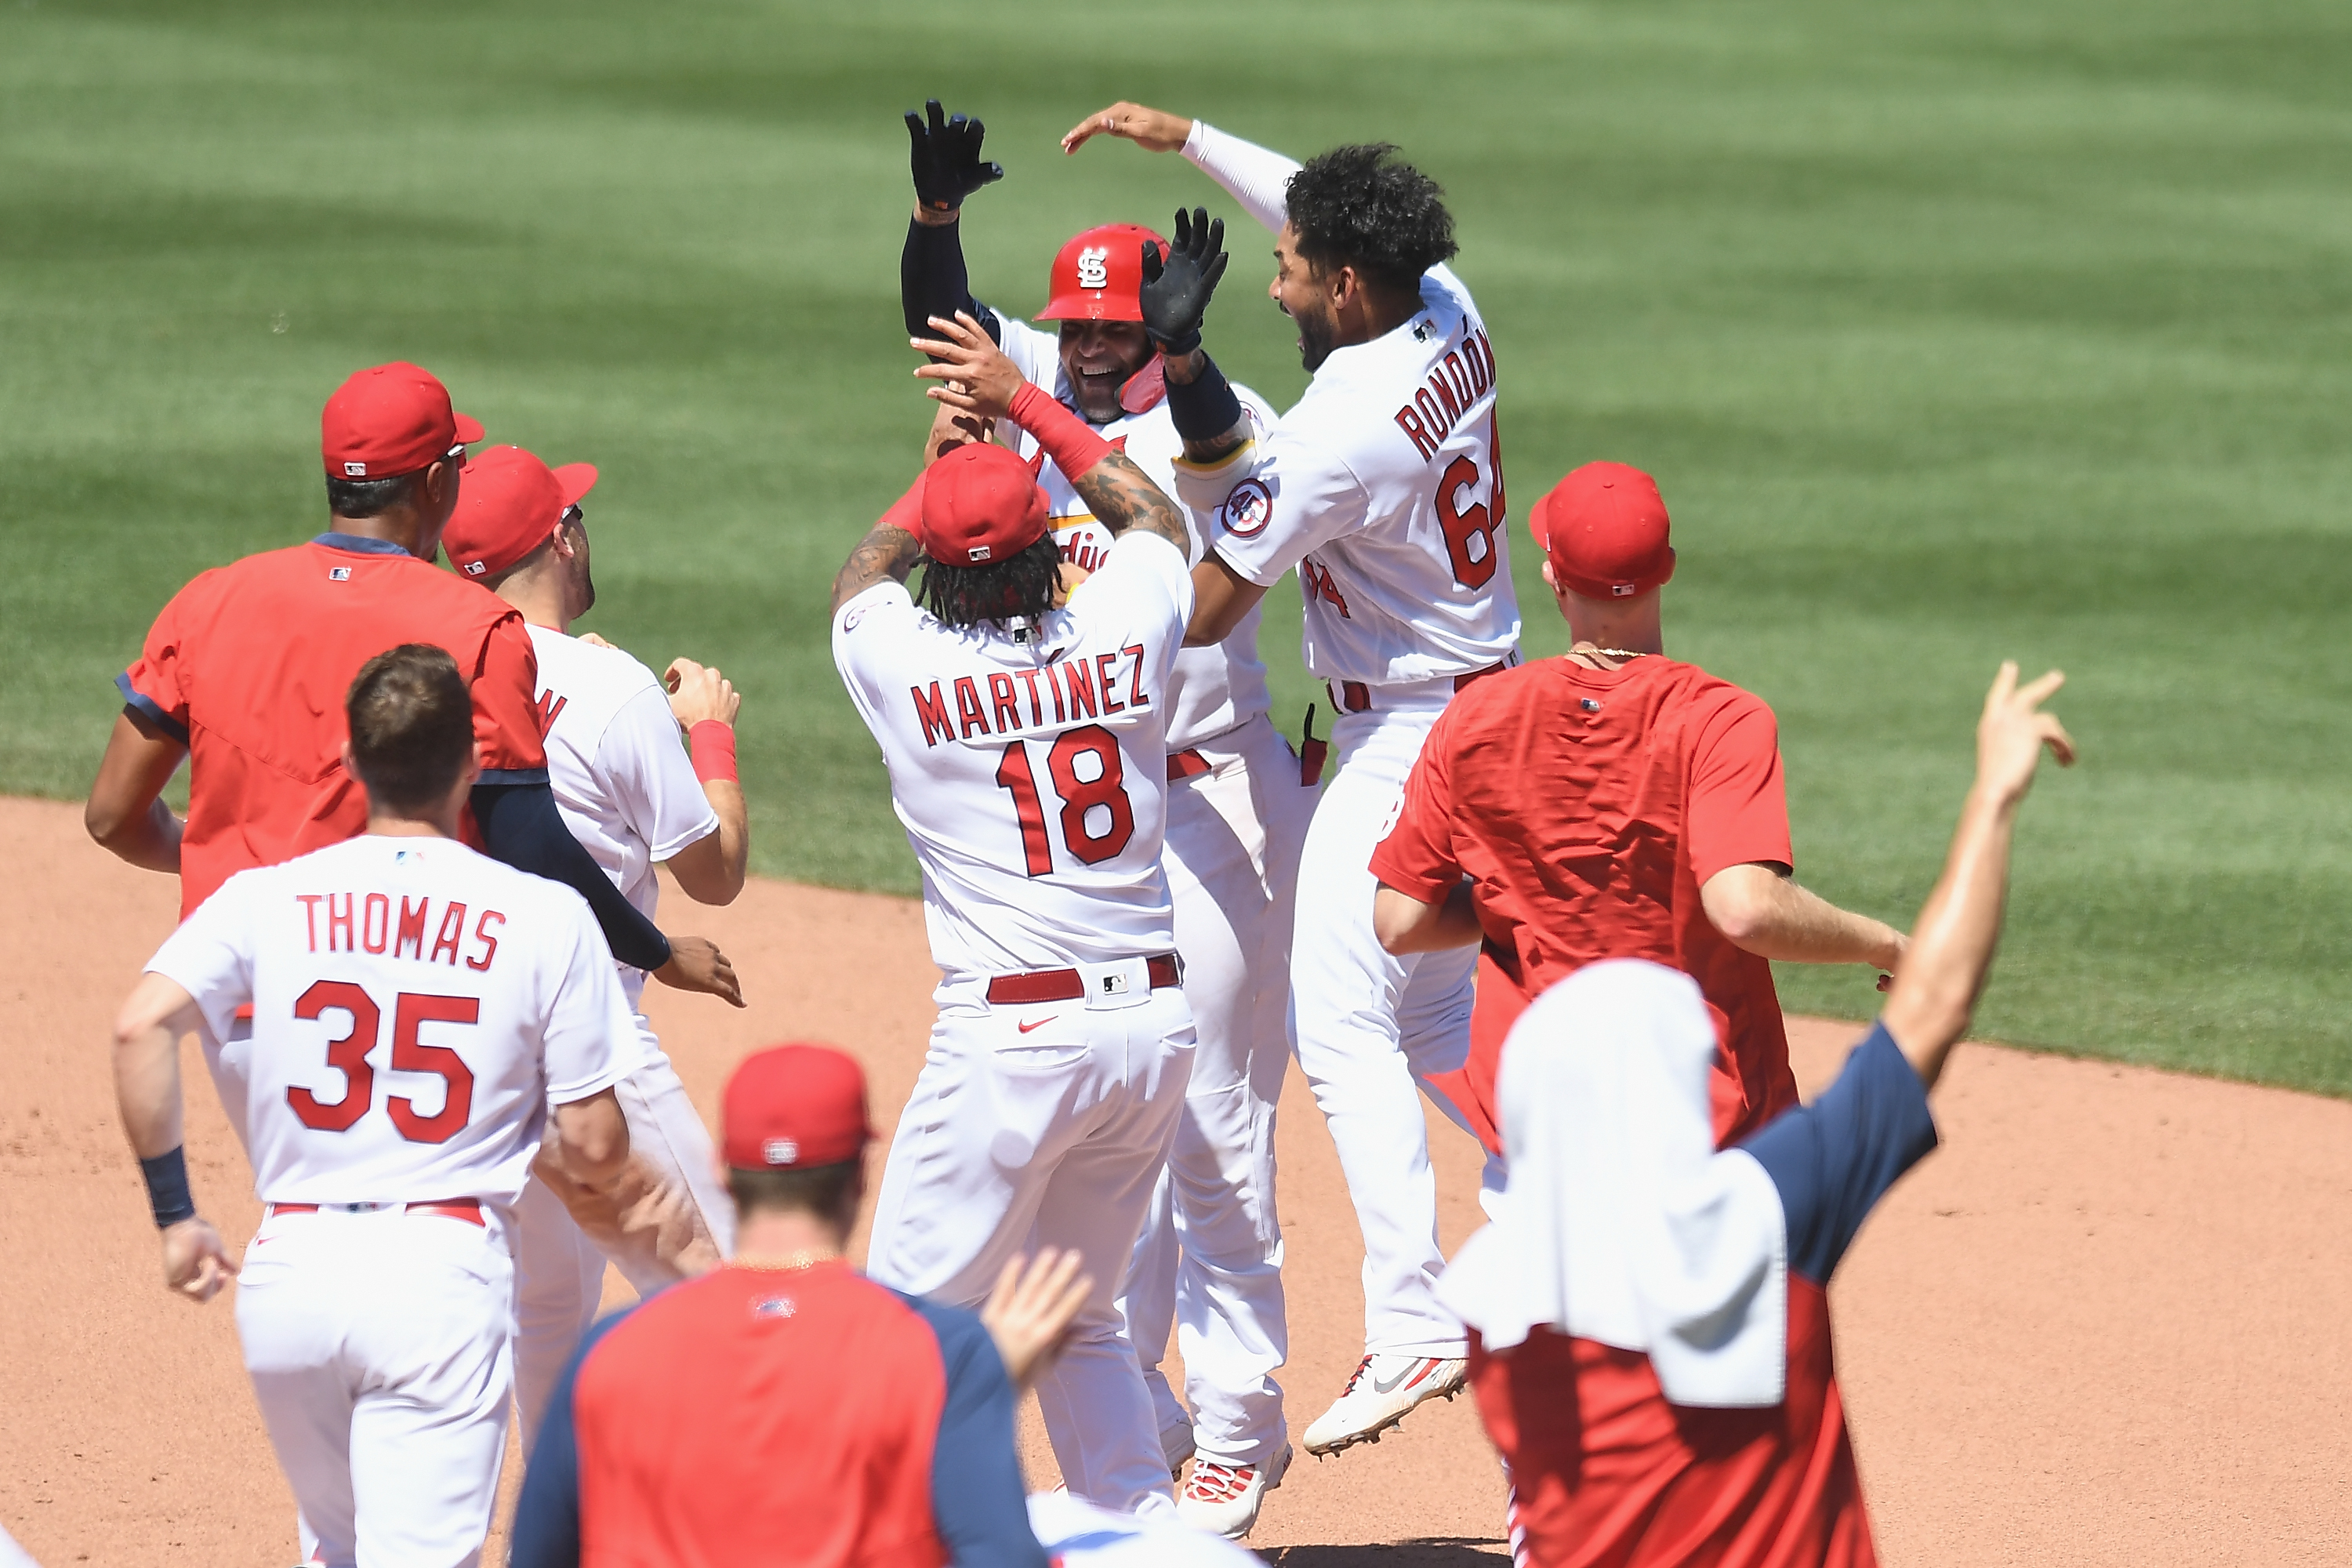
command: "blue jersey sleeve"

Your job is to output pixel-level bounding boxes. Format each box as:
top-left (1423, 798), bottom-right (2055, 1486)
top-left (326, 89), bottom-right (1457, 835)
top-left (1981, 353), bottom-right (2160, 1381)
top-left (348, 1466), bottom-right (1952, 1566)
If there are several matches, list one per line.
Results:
top-left (898, 1293), bottom-right (1049, 1568)
top-left (509, 1309), bottom-right (635, 1568)
top-left (1737, 1021), bottom-right (1939, 1284)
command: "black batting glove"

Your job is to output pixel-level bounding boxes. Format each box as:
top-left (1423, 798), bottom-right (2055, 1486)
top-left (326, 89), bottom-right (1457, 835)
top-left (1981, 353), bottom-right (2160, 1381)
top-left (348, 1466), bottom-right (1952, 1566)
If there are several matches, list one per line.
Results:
top-left (1138, 206), bottom-right (1229, 357)
top-left (905, 99), bottom-right (1004, 214)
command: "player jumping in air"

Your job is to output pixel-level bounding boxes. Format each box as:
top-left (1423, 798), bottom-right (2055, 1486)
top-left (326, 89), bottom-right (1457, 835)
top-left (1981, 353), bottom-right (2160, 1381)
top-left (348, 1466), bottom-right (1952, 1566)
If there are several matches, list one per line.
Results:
top-left (1064, 104), bottom-right (1517, 1456)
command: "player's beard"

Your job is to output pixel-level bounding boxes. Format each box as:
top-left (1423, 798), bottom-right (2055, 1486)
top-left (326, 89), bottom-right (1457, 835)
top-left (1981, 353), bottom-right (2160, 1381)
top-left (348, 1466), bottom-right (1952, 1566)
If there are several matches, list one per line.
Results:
top-left (1296, 301), bottom-right (1340, 373)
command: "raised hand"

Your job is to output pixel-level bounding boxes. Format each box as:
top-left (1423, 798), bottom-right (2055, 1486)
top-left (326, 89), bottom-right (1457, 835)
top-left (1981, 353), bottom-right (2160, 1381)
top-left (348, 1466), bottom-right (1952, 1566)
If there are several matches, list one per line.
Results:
top-left (1061, 101), bottom-right (1193, 156)
top-left (1975, 662), bottom-right (2076, 804)
top-left (911, 312), bottom-right (1029, 420)
top-left (905, 99), bottom-right (1004, 215)
top-left (664, 658), bottom-right (739, 729)
top-left (1139, 206), bottom-right (1228, 356)
top-left (980, 1247), bottom-right (1094, 1390)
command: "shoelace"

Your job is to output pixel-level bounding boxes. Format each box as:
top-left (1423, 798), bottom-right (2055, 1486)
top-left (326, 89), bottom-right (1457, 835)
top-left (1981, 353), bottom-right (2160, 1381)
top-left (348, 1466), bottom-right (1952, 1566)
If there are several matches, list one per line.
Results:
top-left (1338, 1353), bottom-right (1374, 1394)
top-left (1184, 1460), bottom-right (1258, 1504)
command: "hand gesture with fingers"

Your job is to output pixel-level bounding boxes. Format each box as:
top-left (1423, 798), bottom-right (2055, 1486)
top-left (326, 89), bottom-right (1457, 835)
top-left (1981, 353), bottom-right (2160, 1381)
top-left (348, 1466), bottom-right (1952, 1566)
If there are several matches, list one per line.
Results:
top-left (980, 1247), bottom-right (1093, 1391)
top-left (1976, 662), bottom-right (2077, 804)
top-left (666, 658), bottom-right (739, 729)
top-left (654, 935), bottom-right (744, 1008)
top-left (162, 1216), bottom-right (234, 1304)
top-left (1061, 102), bottom-right (1193, 156)
top-left (1140, 206), bottom-right (1228, 356)
top-left (912, 313), bottom-right (1029, 421)
top-left (905, 100), bottom-right (1004, 215)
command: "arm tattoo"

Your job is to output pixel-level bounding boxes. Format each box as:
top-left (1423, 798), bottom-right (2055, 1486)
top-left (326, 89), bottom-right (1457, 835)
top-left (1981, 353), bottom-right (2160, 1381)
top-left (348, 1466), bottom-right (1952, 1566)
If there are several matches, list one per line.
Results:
top-left (1179, 420), bottom-right (1251, 466)
top-left (830, 524), bottom-right (924, 614)
top-left (1072, 452), bottom-right (1191, 558)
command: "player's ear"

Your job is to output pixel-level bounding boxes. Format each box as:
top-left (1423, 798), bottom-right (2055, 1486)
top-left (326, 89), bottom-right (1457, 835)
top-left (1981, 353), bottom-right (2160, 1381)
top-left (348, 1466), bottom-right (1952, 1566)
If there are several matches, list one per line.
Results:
top-left (339, 739), bottom-right (358, 776)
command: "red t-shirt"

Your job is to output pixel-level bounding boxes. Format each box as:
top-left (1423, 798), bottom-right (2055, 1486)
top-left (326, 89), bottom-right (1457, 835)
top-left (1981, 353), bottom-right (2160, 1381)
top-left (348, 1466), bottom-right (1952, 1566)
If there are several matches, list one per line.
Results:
top-left (119, 534), bottom-right (547, 920)
top-left (1468, 1277), bottom-right (1874, 1568)
top-left (1370, 655), bottom-right (1798, 1149)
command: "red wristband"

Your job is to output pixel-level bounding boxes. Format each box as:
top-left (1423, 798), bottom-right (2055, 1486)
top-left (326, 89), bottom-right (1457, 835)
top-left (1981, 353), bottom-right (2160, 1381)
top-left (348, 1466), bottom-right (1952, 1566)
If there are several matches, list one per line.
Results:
top-left (1009, 382), bottom-right (1115, 484)
top-left (688, 721), bottom-right (738, 784)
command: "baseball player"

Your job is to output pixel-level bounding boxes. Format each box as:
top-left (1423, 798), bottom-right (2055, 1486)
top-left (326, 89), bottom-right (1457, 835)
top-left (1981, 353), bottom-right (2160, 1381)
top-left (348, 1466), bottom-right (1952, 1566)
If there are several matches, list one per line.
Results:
top-left (1439, 665), bottom-right (2074, 1567)
top-left (1371, 463), bottom-right (1909, 1156)
top-left (1064, 104), bottom-right (1519, 1453)
top-left (830, 358), bottom-right (1197, 1515)
top-left (437, 445), bottom-right (751, 1443)
top-left (510, 1044), bottom-right (1058, 1568)
top-left (83, 361), bottom-right (740, 1004)
top-left (108, 644), bottom-right (642, 1568)
top-left (902, 101), bottom-right (1312, 1532)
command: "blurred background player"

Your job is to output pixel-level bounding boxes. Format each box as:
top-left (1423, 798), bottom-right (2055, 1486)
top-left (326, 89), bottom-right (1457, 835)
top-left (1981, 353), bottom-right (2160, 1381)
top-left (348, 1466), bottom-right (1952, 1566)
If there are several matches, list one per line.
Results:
top-left (440, 445), bottom-right (753, 1442)
top-left (1372, 462), bottom-right (1908, 1156)
top-left (1065, 103), bottom-right (1517, 1454)
top-left (83, 361), bottom-right (741, 1004)
top-left (512, 1044), bottom-right (1071, 1568)
top-left (833, 357), bottom-right (1196, 1515)
top-left (107, 644), bottom-right (641, 1568)
top-left (902, 100), bottom-right (1309, 1533)
top-left (1438, 663), bottom-right (2074, 1566)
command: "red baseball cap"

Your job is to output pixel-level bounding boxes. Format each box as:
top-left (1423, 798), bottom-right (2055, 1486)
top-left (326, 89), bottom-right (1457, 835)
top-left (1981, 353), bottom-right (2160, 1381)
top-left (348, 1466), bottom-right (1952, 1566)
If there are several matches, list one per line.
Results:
top-left (1036, 223), bottom-right (1164, 322)
top-left (721, 1044), bottom-right (875, 1172)
top-left (1530, 462), bottom-right (1676, 600)
top-left (321, 361), bottom-right (484, 480)
top-left (441, 445), bottom-right (598, 579)
top-left (917, 441), bottom-right (1050, 566)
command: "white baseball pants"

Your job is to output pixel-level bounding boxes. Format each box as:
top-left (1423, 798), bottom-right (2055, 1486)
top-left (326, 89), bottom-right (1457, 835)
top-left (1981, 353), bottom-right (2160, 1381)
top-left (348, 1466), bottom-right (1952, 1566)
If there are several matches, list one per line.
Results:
top-left (510, 1040), bottom-right (733, 1446)
top-left (236, 1206), bottom-right (514, 1568)
top-left (867, 976), bottom-right (1196, 1515)
top-left (1120, 713), bottom-right (1313, 1468)
top-left (1293, 693), bottom-right (1494, 1359)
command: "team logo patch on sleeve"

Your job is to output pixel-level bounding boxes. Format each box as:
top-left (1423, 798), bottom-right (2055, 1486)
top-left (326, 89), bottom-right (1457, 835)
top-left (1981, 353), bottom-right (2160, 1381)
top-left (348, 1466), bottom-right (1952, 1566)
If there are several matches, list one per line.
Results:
top-left (1221, 477), bottom-right (1274, 539)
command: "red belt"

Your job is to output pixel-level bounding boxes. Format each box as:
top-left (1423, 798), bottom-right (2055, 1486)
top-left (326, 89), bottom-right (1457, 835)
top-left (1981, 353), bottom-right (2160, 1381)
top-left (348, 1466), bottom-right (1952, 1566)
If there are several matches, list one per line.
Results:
top-left (1327, 659), bottom-right (1513, 715)
top-left (1166, 748), bottom-right (1212, 782)
top-left (266, 1198), bottom-right (485, 1228)
top-left (985, 954), bottom-right (1182, 1006)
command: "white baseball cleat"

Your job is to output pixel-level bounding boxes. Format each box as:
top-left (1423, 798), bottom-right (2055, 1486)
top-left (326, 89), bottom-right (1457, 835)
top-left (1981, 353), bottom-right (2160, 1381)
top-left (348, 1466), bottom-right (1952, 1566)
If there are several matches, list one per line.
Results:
top-left (1160, 1415), bottom-right (1197, 1480)
top-left (1301, 1353), bottom-right (1468, 1456)
top-left (1177, 1443), bottom-right (1290, 1538)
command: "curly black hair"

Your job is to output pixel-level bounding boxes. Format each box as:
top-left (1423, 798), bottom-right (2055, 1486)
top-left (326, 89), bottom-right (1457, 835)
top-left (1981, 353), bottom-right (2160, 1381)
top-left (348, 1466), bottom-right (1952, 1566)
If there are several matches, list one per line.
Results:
top-left (918, 533), bottom-right (1060, 631)
top-left (1284, 143), bottom-right (1458, 295)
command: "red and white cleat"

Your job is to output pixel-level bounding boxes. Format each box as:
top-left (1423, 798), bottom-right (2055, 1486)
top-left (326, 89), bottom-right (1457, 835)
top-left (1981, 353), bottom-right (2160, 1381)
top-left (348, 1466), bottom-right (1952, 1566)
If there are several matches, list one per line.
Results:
top-left (1176, 1443), bottom-right (1290, 1538)
top-left (1300, 1353), bottom-right (1468, 1456)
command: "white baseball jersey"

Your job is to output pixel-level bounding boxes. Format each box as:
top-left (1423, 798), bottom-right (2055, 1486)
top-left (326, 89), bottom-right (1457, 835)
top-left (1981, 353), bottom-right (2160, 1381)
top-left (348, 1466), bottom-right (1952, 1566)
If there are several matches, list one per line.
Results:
top-left (833, 528), bottom-right (1192, 978)
top-left (145, 834), bottom-right (638, 1207)
top-left (1172, 122), bottom-right (1522, 687)
top-left (996, 315), bottom-right (1278, 749)
top-left (526, 624), bottom-right (720, 1007)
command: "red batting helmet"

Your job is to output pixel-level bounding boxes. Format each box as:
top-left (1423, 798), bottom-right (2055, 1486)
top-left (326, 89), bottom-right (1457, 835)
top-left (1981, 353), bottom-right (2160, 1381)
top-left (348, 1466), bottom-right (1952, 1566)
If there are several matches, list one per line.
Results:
top-left (1036, 223), bottom-right (1165, 322)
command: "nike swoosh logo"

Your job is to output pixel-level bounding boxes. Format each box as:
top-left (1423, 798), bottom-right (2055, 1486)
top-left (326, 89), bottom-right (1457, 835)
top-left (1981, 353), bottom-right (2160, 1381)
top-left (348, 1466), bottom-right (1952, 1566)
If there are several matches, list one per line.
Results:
top-left (1017, 1017), bottom-right (1058, 1034)
top-left (1370, 1362), bottom-right (1428, 1395)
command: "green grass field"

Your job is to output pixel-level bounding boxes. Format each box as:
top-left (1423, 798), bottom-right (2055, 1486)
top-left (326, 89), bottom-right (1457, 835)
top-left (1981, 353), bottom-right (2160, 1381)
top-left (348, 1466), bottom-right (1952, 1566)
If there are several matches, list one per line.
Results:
top-left (3, 1), bottom-right (2345, 1092)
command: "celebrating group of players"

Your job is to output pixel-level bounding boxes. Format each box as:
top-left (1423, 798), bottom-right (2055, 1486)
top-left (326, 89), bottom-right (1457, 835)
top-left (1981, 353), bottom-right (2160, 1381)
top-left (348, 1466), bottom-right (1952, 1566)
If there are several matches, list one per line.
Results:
top-left (83, 90), bottom-right (2074, 1568)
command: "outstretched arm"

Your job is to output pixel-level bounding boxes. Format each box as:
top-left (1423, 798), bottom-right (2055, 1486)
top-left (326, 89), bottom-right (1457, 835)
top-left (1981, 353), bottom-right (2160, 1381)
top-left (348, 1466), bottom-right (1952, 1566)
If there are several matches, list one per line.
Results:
top-left (913, 312), bottom-right (1190, 557)
top-left (1700, 864), bottom-right (1907, 979)
top-left (1882, 664), bottom-right (2076, 1087)
top-left (1062, 104), bottom-right (1299, 236)
top-left (901, 99), bottom-right (1005, 345)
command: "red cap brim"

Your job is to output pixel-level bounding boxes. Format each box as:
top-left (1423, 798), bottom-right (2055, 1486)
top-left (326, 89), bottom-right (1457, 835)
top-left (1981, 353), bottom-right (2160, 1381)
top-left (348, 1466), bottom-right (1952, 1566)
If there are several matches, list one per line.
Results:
top-left (452, 412), bottom-right (486, 445)
top-left (554, 463), bottom-right (598, 508)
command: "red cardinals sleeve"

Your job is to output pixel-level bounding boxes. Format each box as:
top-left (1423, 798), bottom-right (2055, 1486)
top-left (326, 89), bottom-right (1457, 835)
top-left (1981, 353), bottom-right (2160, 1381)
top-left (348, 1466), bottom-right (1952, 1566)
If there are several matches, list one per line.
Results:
top-left (1370, 710), bottom-right (1464, 902)
top-left (117, 577), bottom-right (204, 744)
top-left (473, 612), bottom-right (550, 776)
top-left (1685, 694), bottom-right (1792, 885)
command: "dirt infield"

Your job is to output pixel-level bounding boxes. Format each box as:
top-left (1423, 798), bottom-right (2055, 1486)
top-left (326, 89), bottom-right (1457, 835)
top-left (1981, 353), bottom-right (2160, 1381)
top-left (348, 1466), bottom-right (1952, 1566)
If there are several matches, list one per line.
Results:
top-left (2, 793), bottom-right (2346, 1566)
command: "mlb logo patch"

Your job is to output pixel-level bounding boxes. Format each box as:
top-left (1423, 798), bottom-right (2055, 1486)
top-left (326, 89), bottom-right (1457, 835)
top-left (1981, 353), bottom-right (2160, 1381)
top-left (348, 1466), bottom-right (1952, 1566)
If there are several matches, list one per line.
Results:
top-left (752, 1294), bottom-right (797, 1319)
top-left (967, 544), bottom-right (993, 563)
top-left (1099, 972), bottom-right (1130, 996)
top-left (463, 561), bottom-right (487, 575)
top-left (763, 1136), bottom-right (799, 1166)
top-left (328, 566), bottom-right (351, 582)
top-left (343, 461), bottom-right (368, 477)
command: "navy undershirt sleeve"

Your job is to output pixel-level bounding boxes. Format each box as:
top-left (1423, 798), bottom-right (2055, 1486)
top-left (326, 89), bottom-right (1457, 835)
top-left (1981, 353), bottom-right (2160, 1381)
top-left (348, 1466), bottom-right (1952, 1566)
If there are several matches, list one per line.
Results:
top-left (900, 1293), bottom-right (1048, 1568)
top-left (510, 1310), bottom-right (635, 1568)
top-left (902, 217), bottom-right (1003, 347)
top-left (1737, 1021), bottom-right (1940, 1284)
top-left (470, 780), bottom-right (672, 971)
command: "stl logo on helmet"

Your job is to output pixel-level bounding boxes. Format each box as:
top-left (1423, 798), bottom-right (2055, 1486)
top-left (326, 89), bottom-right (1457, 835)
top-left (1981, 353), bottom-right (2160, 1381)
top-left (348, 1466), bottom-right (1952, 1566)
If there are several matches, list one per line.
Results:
top-left (1076, 246), bottom-right (1111, 290)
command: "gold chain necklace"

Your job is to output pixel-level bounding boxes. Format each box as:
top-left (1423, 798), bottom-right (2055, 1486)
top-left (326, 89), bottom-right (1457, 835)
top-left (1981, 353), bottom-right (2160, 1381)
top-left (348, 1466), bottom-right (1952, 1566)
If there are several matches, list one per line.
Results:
top-left (1566, 644), bottom-right (1646, 662)
top-left (731, 1250), bottom-right (841, 1272)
